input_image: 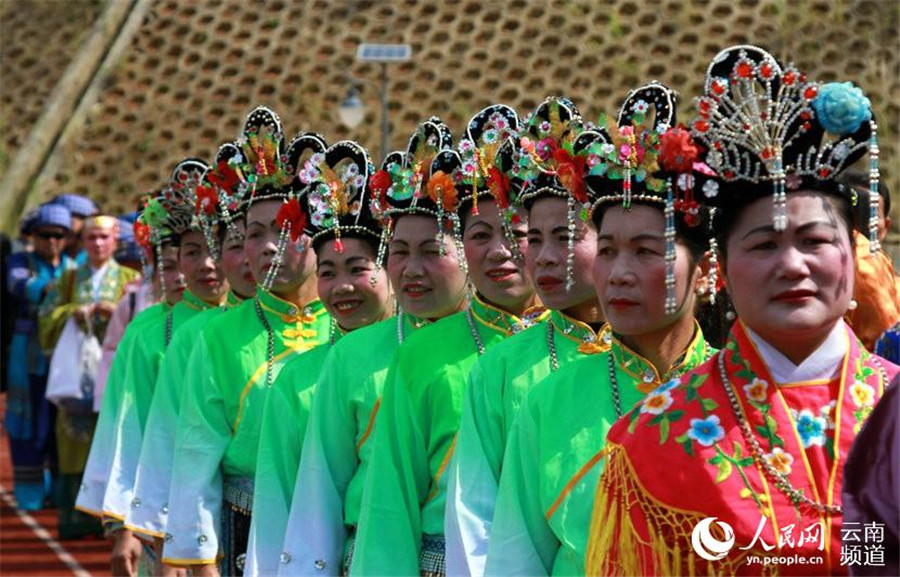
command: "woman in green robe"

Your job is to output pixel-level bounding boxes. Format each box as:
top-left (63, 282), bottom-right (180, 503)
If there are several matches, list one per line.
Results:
top-left (160, 108), bottom-right (331, 575)
top-left (272, 118), bottom-right (471, 577)
top-left (484, 83), bottom-right (717, 575)
top-left (245, 139), bottom-right (394, 577)
top-left (445, 96), bottom-right (610, 577)
top-left (350, 105), bottom-right (545, 577)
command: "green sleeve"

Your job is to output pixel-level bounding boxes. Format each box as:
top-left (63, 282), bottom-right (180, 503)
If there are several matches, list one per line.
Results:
top-left (127, 324), bottom-right (199, 537)
top-left (247, 353), bottom-right (319, 577)
top-left (101, 321), bottom-right (166, 517)
top-left (445, 358), bottom-right (507, 576)
top-left (484, 397), bottom-right (558, 576)
top-left (162, 334), bottom-right (231, 564)
top-left (280, 345), bottom-right (360, 572)
top-left (75, 326), bottom-right (143, 515)
top-left (350, 358), bottom-right (429, 576)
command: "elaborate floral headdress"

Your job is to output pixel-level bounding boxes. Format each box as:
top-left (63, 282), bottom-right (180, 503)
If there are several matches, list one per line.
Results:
top-left (296, 140), bottom-right (382, 253)
top-left (691, 45), bottom-right (880, 250)
top-left (190, 143), bottom-right (249, 261)
top-left (233, 106), bottom-right (330, 289)
top-left (368, 117), bottom-right (455, 276)
top-left (587, 82), bottom-right (715, 313)
top-left (194, 142), bottom-right (252, 240)
top-left (455, 104), bottom-right (520, 214)
top-left (512, 96), bottom-right (606, 290)
top-left (369, 116), bottom-right (454, 219)
top-left (137, 158), bottom-right (209, 294)
top-left (237, 107), bottom-right (296, 204)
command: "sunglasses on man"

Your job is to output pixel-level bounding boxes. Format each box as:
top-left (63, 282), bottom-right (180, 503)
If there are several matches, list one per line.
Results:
top-left (36, 231), bottom-right (67, 240)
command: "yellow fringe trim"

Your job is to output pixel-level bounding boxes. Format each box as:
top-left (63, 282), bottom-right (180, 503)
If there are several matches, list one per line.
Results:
top-left (585, 443), bottom-right (751, 576)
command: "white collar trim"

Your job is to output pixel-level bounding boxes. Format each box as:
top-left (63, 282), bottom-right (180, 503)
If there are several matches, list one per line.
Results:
top-left (745, 322), bottom-right (847, 385)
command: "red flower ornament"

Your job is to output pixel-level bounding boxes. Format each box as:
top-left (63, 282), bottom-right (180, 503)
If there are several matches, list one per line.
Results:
top-left (658, 127), bottom-right (700, 173)
top-left (195, 185), bottom-right (219, 216)
top-left (276, 198), bottom-right (307, 242)
top-left (487, 166), bottom-right (511, 209)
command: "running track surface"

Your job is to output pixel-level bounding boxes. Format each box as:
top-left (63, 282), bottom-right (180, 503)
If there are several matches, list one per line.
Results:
top-left (0, 394), bottom-right (111, 577)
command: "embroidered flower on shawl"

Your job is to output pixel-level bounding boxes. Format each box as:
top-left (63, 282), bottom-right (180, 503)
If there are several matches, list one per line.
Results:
top-left (795, 409), bottom-right (827, 448)
top-left (640, 389), bottom-right (674, 415)
top-left (764, 447), bottom-right (794, 475)
top-left (850, 381), bottom-right (875, 408)
top-left (820, 400), bottom-right (837, 430)
top-left (743, 377), bottom-right (769, 403)
top-left (686, 415), bottom-right (725, 446)
top-left (656, 377), bottom-right (680, 393)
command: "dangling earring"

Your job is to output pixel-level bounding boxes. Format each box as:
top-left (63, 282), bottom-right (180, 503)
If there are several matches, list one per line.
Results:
top-left (867, 120), bottom-right (881, 253)
top-left (707, 236), bottom-right (719, 305)
top-left (663, 179), bottom-right (676, 314)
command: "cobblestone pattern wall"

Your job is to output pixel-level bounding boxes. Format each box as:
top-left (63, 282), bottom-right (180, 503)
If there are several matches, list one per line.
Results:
top-left (0, 0), bottom-right (104, 174)
top-left (2, 0), bottom-right (897, 227)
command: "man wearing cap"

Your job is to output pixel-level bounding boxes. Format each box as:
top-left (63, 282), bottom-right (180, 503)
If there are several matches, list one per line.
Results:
top-left (39, 214), bottom-right (140, 538)
top-left (51, 193), bottom-right (98, 265)
top-left (5, 203), bottom-right (78, 510)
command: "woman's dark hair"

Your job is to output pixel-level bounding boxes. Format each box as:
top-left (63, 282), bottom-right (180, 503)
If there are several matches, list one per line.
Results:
top-left (590, 200), bottom-right (708, 265)
top-left (713, 190), bottom-right (855, 259)
top-left (842, 171), bottom-right (890, 231)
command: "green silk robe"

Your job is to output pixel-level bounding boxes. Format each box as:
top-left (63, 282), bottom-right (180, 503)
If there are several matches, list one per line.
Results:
top-left (483, 326), bottom-right (712, 576)
top-left (100, 291), bottom-right (218, 520)
top-left (161, 290), bottom-right (330, 565)
top-left (126, 291), bottom-right (245, 538)
top-left (350, 296), bottom-right (546, 576)
top-left (445, 311), bottom-right (609, 576)
top-left (266, 313), bottom-right (429, 577)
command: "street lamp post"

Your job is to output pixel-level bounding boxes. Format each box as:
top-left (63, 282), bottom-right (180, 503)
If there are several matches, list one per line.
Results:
top-left (336, 44), bottom-right (412, 163)
top-left (379, 62), bottom-right (389, 163)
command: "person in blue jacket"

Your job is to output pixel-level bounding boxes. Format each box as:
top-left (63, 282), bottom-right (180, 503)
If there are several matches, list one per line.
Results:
top-left (5, 203), bottom-right (79, 510)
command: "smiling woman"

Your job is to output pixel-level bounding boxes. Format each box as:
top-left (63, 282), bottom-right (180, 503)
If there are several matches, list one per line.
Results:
top-left (350, 105), bottom-right (545, 577)
top-left (244, 138), bottom-right (395, 577)
top-left (462, 200), bottom-right (534, 316)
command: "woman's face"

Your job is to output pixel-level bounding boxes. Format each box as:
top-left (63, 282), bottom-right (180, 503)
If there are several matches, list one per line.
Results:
top-left (387, 214), bottom-right (468, 320)
top-left (594, 204), bottom-right (700, 336)
top-left (219, 221), bottom-right (255, 299)
top-left (316, 237), bottom-right (392, 331)
top-left (724, 191), bottom-right (854, 349)
top-left (158, 243), bottom-right (185, 304)
top-left (179, 230), bottom-right (228, 305)
top-left (463, 200), bottom-right (534, 314)
top-left (244, 199), bottom-right (316, 294)
top-left (526, 196), bottom-right (598, 312)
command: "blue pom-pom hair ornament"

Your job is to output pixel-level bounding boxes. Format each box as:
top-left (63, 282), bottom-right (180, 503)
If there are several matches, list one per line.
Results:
top-left (692, 45), bottom-right (881, 252)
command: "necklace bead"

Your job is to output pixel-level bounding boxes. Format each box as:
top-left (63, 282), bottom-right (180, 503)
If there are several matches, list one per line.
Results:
top-left (547, 322), bottom-right (559, 373)
top-left (466, 309), bottom-right (485, 356)
top-left (717, 353), bottom-right (841, 515)
top-left (254, 296), bottom-right (276, 388)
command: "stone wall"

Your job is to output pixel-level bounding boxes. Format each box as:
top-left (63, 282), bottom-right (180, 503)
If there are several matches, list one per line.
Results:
top-left (0, 0), bottom-right (104, 175)
top-left (2, 0), bottom-right (897, 252)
